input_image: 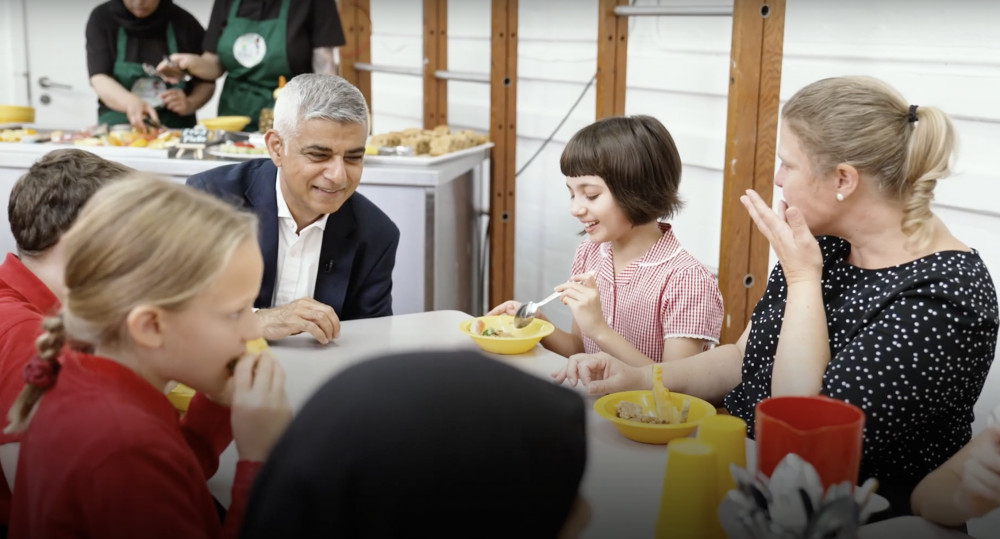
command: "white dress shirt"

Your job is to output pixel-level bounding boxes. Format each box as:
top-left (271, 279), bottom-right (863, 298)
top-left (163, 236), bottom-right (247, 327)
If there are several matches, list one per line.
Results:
top-left (272, 174), bottom-right (329, 307)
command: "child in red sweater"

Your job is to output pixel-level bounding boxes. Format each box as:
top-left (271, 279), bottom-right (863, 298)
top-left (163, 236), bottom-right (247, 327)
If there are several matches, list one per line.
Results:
top-left (5, 176), bottom-right (291, 539)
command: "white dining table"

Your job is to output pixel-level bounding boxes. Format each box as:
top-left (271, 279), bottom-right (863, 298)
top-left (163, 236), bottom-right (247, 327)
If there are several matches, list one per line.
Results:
top-left (206, 310), bottom-right (966, 539)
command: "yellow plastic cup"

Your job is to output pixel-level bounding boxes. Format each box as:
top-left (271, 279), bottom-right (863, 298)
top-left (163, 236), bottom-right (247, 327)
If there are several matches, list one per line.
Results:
top-left (655, 438), bottom-right (725, 539)
top-left (697, 414), bottom-right (748, 502)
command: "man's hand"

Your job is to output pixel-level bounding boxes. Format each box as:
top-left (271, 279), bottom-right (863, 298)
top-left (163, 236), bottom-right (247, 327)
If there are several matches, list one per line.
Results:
top-left (256, 297), bottom-right (340, 343)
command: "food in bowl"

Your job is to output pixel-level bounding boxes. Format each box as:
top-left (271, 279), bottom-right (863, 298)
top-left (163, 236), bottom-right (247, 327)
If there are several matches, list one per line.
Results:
top-left (458, 315), bottom-right (555, 355)
top-left (470, 317), bottom-right (514, 337)
top-left (615, 396), bottom-right (690, 425)
top-left (594, 390), bottom-right (716, 444)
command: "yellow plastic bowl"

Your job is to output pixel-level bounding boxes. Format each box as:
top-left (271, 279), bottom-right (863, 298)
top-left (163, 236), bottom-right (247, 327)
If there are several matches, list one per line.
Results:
top-left (458, 314), bottom-right (555, 355)
top-left (199, 116), bottom-right (251, 132)
top-left (594, 390), bottom-right (717, 444)
top-left (0, 105), bottom-right (34, 123)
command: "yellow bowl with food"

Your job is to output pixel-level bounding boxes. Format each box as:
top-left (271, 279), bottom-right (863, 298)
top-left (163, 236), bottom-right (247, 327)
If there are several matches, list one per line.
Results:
top-left (594, 390), bottom-right (717, 444)
top-left (0, 105), bottom-right (34, 123)
top-left (199, 116), bottom-right (252, 132)
top-left (458, 314), bottom-right (555, 355)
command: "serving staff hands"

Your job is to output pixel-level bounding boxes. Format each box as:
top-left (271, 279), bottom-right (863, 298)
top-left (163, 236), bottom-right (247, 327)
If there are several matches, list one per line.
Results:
top-left (158, 88), bottom-right (194, 116)
top-left (155, 53), bottom-right (197, 85)
top-left (740, 189), bottom-right (822, 285)
top-left (256, 297), bottom-right (340, 344)
top-left (125, 96), bottom-right (159, 133)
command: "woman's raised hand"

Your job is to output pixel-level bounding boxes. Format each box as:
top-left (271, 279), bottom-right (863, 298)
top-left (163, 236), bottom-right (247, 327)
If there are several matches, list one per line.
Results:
top-left (551, 351), bottom-right (649, 395)
top-left (229, 351), bottom-right (293, 463)
top-left (740, 189), bottom-right (822, 285)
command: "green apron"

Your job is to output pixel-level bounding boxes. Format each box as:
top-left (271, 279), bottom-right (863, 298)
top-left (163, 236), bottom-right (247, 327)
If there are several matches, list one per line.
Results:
top-left (98, 23), bottom-right (195, 128)
top-left (216, 0), bottom-right (292, 132)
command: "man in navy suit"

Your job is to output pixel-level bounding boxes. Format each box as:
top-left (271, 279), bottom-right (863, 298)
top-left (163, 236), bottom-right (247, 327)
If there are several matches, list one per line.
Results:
top-left (188, 74), bottom-right (398, 344)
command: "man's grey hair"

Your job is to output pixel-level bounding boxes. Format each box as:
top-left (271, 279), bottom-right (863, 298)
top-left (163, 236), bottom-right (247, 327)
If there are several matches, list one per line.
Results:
top-left (272, 74), bottom-right (370, 138)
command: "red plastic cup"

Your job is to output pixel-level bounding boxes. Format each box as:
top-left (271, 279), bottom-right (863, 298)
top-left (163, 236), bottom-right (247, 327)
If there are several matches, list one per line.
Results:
top-left (755, 395), bottom-right (865, 489)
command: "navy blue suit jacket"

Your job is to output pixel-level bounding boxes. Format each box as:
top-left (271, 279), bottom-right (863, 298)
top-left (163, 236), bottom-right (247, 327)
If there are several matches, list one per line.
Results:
top-left (187, 159), bottom-right (399, 319)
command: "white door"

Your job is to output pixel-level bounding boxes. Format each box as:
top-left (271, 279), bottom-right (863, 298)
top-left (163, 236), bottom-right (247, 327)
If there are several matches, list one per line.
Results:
top-left (17, 0), bottom-right (217, 129)
top-left (23, 0), bottom-right (104, 128)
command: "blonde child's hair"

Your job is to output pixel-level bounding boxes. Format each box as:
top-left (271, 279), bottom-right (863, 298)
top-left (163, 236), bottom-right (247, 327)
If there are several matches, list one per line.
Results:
top-left (781, 76), bottom-right (955, 252)
top-left (6, 175), bottom-right (258, 433)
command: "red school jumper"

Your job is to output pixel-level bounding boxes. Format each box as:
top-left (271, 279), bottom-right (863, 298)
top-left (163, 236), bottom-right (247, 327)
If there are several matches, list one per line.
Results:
top-left (7, 350), bottom-right (260, 539)
top-left (0, 253), bottom-right (60, 525)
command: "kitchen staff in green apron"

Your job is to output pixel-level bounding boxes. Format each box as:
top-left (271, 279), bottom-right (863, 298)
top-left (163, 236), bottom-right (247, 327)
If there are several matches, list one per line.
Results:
top-left (86, 0), bottom-right (214, 131)
top-left (157, 0), bottom-right (346, 132)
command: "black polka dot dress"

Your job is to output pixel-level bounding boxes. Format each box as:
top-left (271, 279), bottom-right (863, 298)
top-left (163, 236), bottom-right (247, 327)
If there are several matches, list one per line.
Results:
top-left (723, 236), bottom-right (999, 515)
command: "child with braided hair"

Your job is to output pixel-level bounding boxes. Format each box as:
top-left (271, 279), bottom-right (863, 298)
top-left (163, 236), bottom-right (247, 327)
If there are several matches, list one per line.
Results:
top-left (5, 175), bottom-right (292, 539)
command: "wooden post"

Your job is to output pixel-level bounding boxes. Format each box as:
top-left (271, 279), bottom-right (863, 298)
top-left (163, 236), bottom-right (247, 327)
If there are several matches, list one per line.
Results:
top-left (717, 0), bottom-right (785, 343)
top-left (596, 0), bottom-right (628, 118)
top-left (423, 0), bottom-right (448, 129)
top-left (339, 0), bottom-right (372, 112)
top-left (489, 0), bottom-right (517, 307)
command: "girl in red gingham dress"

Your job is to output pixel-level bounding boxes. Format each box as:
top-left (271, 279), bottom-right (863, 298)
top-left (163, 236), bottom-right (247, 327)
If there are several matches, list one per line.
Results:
top-left (489, 115), bottom-right (723, 365)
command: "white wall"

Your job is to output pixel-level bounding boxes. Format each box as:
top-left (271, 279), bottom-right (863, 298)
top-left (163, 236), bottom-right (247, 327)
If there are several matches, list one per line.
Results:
top-left (369, 2), bottom-right (1000, 532)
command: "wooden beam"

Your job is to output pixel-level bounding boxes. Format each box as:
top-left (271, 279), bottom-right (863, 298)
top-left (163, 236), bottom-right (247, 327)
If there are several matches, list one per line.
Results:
top-left (422, 0), bottom-right (448, 129)
top-left (596, 0), bottom-right (628, 118)
top-left (488, 0), bottom-right (517, 307)
top-left (339, 0), bottom-right (372, 113)
top-left (717, 0), bottom-right (785, 344)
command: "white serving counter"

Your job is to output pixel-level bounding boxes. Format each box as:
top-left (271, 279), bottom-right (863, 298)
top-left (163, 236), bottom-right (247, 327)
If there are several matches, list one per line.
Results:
top-left (0, 143), bottom-right (489, 316)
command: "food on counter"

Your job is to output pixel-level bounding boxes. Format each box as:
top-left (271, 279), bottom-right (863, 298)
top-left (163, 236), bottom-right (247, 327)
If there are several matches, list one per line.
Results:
top-left (0, 128), bottom-right (42, 143)
top-left (61, 128), bottom-right (180, 149)
top-left (259, 108), bottom-right (274, 132)
top-left (214, 141), bottom-right (269, 156)
top-left (368, 125), bottom-right (489, 157)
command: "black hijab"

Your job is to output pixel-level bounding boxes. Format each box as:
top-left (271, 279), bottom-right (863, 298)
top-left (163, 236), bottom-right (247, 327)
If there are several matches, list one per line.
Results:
top-left (241, 350), bottom-right (588, 538)
top-left (109, 0), bottom-right (173, 35)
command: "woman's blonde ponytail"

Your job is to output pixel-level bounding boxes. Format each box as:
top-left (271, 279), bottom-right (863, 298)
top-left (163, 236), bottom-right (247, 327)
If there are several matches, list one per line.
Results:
top-left (901, 105), bottom-right (955, 252)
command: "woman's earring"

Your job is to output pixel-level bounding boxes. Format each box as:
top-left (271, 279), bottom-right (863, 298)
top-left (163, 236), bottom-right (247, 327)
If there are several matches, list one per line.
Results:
top-left (836, 192), bottom-right (845, 202)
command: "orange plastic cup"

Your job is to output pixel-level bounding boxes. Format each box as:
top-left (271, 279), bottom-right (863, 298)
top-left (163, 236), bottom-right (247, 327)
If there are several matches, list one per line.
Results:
top-left (755, 395), bottom-right (865, 489)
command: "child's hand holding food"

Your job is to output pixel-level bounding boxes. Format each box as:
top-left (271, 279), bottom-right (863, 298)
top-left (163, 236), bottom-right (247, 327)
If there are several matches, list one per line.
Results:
top-left (230, 352), bottom-right (293, 462)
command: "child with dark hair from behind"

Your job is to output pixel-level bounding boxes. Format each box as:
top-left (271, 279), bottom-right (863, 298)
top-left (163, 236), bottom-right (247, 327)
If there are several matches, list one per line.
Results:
top-left (5, 176), bottom-right (291, 539)
top-left (490, 115), bottom-right (723, 366)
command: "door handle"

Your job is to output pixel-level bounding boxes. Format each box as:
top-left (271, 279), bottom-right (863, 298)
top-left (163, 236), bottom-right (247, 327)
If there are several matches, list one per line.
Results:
top-left (38, 77), bottom-right (72, 90)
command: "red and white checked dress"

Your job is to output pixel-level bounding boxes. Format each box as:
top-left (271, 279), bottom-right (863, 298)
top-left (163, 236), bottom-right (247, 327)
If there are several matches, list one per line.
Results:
top-left (570, 222), bottom-right (723, 362)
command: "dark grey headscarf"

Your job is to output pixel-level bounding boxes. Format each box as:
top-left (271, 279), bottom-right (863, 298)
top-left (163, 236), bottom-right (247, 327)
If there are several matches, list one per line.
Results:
top-left (241, 350), bottom-right (587, 538)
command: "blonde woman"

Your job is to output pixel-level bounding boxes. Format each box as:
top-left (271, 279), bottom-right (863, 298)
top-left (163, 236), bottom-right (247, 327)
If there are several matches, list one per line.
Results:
top-left (554, 76), bottom-right (999, 516)
top-left (5, 176), bottom-right (291, 538)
